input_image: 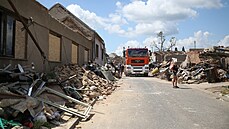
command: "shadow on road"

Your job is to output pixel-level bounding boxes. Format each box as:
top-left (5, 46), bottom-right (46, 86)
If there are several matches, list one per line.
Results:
top-left (177, 87), bottom-right (192, 90)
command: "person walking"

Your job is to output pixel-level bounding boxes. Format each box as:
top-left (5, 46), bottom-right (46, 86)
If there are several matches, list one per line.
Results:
top-left (170, 61), bottom-right (179, 88)
top-left (120, 64), bottom-right (125, 77)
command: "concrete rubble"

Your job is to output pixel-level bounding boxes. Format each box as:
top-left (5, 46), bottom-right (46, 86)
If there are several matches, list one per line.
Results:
top-left (0, 63), bottom-right (118, 128)
top-left (151, 46), bottom-right (229, 84)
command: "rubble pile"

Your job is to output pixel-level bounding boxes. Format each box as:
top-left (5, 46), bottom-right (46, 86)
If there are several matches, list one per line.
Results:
top-left (108, 53), bottom-right (124, 66)
top-left (152, 54), bottom-right (229, 84)
top-left (178, 59), bottom-right (225, 84)
top-left (0, 63), bottom-right (118, 128)
top-left (105, 54), bottom-right (125, 79)
top-left (54, 64), bottom-right (117, 101)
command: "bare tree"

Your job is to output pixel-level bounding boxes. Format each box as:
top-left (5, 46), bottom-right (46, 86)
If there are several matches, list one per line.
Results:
top-left (152, 41), bottom-right (161, 51)
top-left (158, 31), bottom-right (165, 51)
top-left (167, 37), bottom-right (176, 51)
top-left (152, 31), bottom-right (176, 52)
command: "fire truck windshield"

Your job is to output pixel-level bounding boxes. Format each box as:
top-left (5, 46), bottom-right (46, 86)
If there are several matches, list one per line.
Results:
top-left (127, 49), bottom-right (148, 57)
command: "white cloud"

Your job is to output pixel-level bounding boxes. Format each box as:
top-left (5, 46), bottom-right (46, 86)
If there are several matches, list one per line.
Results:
top-left (67, 4), bottom-right (128, 35)
top-left (114, 31), bottom-right (229, 54)
top-left (134, 21), bottom-right (178, 35)
top-left (116, 1), bottom-right (123, 9)
top-left (116, 0), bottom-right (222, 37)
top-left (114, 40), bottom-right (143, 56)
top-left (109, 14), bottom-right (125, 24)
top-left (121, 0), bottom-right (197, 22)
top-left (104, 24), bottom-right (125, 34)
top-left (176, 30), bottom-right (214, 50)
top-left (66, 1), bottom-right (225, 55)
top-left (66, 0), bottom-right (223, 38)
top-left (66, 4), bottom-right (107, 29)
top-left (218, 35), bottom-right (229, 46)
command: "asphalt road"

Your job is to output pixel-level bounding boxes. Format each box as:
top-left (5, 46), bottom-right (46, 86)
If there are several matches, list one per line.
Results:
top-left (79, 77), bottom-right (229, 129)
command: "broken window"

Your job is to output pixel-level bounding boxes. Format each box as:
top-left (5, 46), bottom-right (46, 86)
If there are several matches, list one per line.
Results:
top-left (48, 32), bottom-right (61, 62)
top-left (96, 44), bottom-right (99, 58)
top-left (71, 42), bottom-right (78, 64)
top-left (0, 11), bottom-right (15, 57)
top-left (101, 48), bottom-right (104, 60)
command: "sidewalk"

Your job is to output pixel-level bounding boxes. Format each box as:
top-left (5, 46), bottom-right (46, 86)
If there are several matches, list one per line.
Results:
top-left (182, 81), bottom-right (229, 102)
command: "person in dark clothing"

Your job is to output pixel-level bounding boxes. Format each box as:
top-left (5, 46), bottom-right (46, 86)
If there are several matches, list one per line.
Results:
top-left (120, 64), bottom-right (125, 77)
top-left (170, 62), bottom-right (179, 88)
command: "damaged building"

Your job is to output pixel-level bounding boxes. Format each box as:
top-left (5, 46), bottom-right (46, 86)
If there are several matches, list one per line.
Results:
top-left (151, 46), bottom-right (229, 84)
top-left (0, 0), bottom-right (106, 72)
top-left (151, 51), bottom-right (186, 65)
top-left (49, 3), bottom-right (106, 66)
top-left (0, 1), bottom-right (115, 128)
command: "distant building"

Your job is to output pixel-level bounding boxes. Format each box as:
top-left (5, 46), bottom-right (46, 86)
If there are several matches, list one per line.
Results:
top-left (152, 51), bottom-right (186, 65)
top-left (189, 48), bottom-right (204, 53)
top-left (186, 48), bottom-right (204, 64)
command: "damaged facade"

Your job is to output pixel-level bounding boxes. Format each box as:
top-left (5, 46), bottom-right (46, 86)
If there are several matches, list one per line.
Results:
top-left (0, 1), bottom-right (114, 128)
top-left (0, 0), bottom-right (106, 72)
top-left (49, 3), bottom-right (106, 66)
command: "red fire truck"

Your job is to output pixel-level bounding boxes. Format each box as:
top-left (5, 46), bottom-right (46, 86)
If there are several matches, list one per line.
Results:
top-left (123, 47), bottom-right (151, 76)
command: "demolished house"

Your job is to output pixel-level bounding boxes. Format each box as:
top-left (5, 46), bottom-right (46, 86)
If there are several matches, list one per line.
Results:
top-left (152, 51), bottom-right (186, 65)
top-left (150, 51), bottom-right (186, 70)
top-left (151, 46), bottom-right (229, 84)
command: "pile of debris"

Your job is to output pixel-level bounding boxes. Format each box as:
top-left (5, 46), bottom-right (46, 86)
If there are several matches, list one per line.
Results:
top-left (178, 59), bottom-right (228, 84)
top-left (177, 47), bottom-right (229, 84)
top-left (151, 53), bottom-right (229, 84)
top-left (0, 63), bottom-right (118, 128)
top-left (105, 53), bottom-right (125, 78)
top-left (54, 64), bottom-right (117, 101)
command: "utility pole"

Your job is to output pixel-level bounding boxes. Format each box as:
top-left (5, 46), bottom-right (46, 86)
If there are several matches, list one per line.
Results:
top-left (194, 41), bottom-right (196, 49)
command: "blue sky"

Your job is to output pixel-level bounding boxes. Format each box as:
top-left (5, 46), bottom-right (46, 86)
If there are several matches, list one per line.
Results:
top-left (37, 0), bottom-right (229, 55)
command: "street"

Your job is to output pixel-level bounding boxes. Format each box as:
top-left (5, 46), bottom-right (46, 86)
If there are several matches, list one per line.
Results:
top-left (79, 77), bottom-right (229, 129)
